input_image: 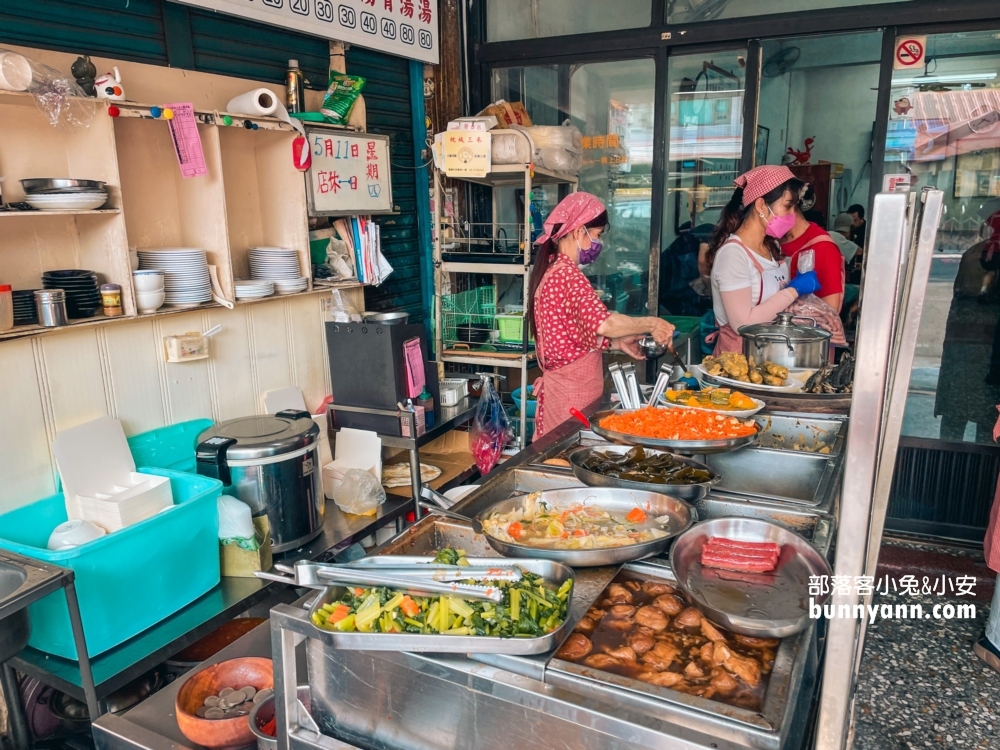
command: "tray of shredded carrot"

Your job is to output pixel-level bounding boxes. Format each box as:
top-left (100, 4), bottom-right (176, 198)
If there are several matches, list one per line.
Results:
top-left (589, 407), bottom-right (759, 454)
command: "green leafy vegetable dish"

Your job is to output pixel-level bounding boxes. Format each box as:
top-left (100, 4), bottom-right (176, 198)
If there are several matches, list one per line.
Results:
top-left (310, 548), bottom-right (572, 637)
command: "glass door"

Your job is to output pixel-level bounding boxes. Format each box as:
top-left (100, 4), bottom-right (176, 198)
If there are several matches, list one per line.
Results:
top-left (660, 49), bottom-right (747, 317)
top-left (881, 29), bottom-right (1000, 444)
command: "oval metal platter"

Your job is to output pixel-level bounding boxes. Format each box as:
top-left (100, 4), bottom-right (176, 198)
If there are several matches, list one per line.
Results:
top-left (669, 516), bottom-right (832, 638)
top-left (588, 408), bottom-right (760, 454)
top-left (566, 445), bottom-right (719, 503)
top-left (474, 487), bottom-right (696, 567)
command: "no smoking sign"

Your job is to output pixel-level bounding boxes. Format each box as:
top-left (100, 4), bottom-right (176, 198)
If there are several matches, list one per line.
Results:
top-left (894, 36), bottom-right (926, 70)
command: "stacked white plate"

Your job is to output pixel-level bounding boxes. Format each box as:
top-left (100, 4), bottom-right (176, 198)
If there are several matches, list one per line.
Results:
top-left (234, 279), bottom-right (275, 300)
top-left (136, 248), bottom-right (212, 308)
top-left (272, 277), bottom-right (309, 295)
top-left (25, 192), bottom-right (109, 211)
top-left (67, 472), bottom-right (174, 532)
top-left (249, 247), bottom-right (303, 281)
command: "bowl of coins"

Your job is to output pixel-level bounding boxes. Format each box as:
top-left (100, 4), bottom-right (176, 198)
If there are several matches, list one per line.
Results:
top-left (176, 657), bottom-right (274, 748)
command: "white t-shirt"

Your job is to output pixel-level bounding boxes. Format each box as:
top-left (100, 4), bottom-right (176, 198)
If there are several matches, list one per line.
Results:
top-left (710, 237), bottom-right (789, 327)
top-left (831, 232), bottom-right (860, 264)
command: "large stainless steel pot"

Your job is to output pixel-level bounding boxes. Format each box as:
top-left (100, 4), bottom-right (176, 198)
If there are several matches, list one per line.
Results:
top-left (196, 410), bottom-right (323, 552)
top-left (739, 312), bottom-right (831, 370)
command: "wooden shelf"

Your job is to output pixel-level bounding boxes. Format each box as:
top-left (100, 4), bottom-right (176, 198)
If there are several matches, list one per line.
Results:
top-left (0, 209), bottom-right (121, 218)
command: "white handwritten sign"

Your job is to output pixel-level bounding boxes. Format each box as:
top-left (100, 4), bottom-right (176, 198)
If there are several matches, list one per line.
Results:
top-left (168, 0), bottom-right (438, 64)
top-left (305, 129), bottom-right (393, 216)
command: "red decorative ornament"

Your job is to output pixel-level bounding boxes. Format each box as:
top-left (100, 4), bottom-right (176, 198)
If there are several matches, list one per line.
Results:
top-left (291, 136), bottom-right (311, 172)
top-left (108, 105), bottom-right (120, 117)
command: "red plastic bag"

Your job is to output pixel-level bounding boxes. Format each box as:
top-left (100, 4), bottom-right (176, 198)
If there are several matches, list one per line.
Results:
top-left (469, 376), bottom-right (512, 474)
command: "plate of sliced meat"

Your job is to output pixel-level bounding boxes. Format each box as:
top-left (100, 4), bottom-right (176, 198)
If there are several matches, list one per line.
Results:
top-left (670, 517), bottom-right (832, 638)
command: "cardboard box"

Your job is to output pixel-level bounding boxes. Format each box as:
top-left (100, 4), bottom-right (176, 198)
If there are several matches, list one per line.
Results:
top-left (220, 515), bottom-right (273, 578)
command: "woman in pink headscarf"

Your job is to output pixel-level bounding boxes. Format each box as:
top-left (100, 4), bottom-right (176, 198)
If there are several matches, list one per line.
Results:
top-left (707, 165), bottom-right (822, 354)
top-left (528, 192), bottom-right (675, 440)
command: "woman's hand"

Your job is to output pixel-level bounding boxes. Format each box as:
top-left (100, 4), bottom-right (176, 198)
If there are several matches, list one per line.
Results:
top-left (648, 317), bottom-right (675, 345)
top-left (612, 334), bottom-right (645, 360)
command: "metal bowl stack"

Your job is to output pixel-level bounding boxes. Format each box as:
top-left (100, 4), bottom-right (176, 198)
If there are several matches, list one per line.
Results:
top-left (20, 179), bottom-right (109, 211)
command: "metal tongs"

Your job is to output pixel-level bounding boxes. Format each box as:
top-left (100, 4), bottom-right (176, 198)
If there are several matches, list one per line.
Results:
top-left (608, 362), bottom-right (634, 409)
top-left (257, 561), bottom-right (506, 602)
top-left (648, 363), bottom-right (672, 407)
top-left (621, 362), bottom-right (643, 411)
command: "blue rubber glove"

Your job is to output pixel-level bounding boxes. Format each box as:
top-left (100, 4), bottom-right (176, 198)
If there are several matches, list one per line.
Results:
top-left (788, 271), bottom-right (820, 297)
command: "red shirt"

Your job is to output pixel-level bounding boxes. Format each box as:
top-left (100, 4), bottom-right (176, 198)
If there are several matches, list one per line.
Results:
top-left (782, 222), bottom-right (845, 298)
top-left (533, 254), bottom-right (611, 371)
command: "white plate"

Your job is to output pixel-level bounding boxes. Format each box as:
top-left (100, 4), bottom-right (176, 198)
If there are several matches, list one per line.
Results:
top-left (26, 195), bottom-right (108, 210)
top-left (692, 364), bottom-right (811, 393)
top-left (659, 393), bottom-right (767, 418)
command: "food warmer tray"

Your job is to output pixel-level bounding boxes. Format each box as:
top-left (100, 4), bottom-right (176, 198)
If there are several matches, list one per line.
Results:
top-left (700, 369), bottom-right (852, 404)
top-left (566, 444), bottom-right (720, 502)
top-left (305, 555), bottom-right (575, 655)
top-left (587, 408), bottom-right (760, 454)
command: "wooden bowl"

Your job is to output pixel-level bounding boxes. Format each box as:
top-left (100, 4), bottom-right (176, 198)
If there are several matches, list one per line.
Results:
top-left (175, 657), bottom-right (273, 749)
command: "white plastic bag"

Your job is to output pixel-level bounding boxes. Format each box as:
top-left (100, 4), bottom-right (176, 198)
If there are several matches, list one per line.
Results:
top-left (332, 468), bottom-right (386, 516)
top-left (217, 494), bottom-right (259, 550)
top-left (326, 238), bottom-right (355, 280)
top-left (327, 289), bottom-right (363, 323)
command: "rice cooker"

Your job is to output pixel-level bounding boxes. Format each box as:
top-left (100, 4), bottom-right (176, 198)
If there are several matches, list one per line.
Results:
top-left (196, 410), bottom-right (323, 552)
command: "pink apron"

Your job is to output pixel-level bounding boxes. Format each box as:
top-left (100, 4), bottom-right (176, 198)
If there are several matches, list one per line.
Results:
top-left (985, 407), bottom-right (1000, 573)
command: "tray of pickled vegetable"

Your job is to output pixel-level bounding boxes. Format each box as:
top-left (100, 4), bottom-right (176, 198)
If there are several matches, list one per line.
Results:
top-left (567, 445), bottom-right (719, 501)
top-left (307, 548), bottom-right (575, 654)
top-left (660, 387), bottom-right (765, 418)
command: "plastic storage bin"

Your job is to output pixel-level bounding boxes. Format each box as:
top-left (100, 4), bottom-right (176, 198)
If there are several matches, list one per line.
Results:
top-left (496, 313), bottom-right (534, 344)
top-left (127, 418), bottom-right (214, 473)
top-left (0, 468), bottom-right (222, 659)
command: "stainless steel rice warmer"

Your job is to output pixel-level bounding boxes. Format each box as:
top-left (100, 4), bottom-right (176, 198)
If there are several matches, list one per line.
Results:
top-left (738, 312), bottom-right (832, 370)
top-left (196, 410), bottom-right (323, 552)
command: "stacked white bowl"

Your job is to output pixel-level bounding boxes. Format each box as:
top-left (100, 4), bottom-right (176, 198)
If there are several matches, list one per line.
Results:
top-left (133, 270), bottom-right (165, 313)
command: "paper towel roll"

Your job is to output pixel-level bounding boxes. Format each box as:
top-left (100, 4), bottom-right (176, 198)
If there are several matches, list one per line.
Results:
top-left (226, 88), bottom-right (304, 136)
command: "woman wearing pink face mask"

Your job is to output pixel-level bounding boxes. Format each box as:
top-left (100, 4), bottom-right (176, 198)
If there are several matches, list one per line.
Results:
top-left (707, 165), bottom-right (821, 355)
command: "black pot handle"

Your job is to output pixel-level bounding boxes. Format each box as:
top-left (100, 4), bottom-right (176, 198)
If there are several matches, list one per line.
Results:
top-left (196, 436), bottom-right (237, 485)
top-left (276, 409), bottom-right (311, 421)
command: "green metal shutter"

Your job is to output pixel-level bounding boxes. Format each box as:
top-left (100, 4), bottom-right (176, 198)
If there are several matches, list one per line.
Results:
top-left (0, 0), bottom-right (168, 64)
top-left (187, 9), bottom-right (328, 88)
top-left (346, 46), bottom-right (425, 321)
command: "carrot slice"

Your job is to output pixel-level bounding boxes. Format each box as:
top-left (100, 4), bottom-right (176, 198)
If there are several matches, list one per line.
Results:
top-left (399, 596), bottom-right (420, 618)
top-left (626, 507), bottom-right (647, 524)
top-left (329, 604), bottom-right (351, 623)
top-left (507, 521), bottom-right (523, 540)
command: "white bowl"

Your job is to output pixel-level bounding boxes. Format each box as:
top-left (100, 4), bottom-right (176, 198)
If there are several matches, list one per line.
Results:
top-left (133, 271), bottom-right (165, 292)
top-left (47, 519), bottom-right (106, 550)
top-left (136, 290), bottom-right (165, 313)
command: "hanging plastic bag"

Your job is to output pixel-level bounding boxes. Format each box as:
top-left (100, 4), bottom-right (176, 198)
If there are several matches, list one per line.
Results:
top-left (326, 289), bottom-right (363, 323)
top-left (470, 375), bottom-right (511, 474)
top-left (787, 249), bottom-right (847, 346)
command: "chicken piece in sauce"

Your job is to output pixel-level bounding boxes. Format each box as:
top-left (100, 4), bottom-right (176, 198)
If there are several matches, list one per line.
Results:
top-left (609, 604), bottom-right (636, 618)
top-left (624, 580), bottom-right (642, 592)
top-left (700, 618), bottom-right (726, 643)
top-left (724, 651), bottom-right (762, 687)
top-left (604, 645), bottom-right (638, 662)
top-left (735, 634), bottom-right (780, 649)
top-left (606, 584), bottom-right (633, 604)
top-left (575, 616), bottom-right (598, 635)
top-left (641, 581), bottom-right (676, 596)
top-left (710, 669), bottom-right (740, 695)
top-left (557, 633), bottom-right (592, 660)
top-left (641, 640), bottom-right (680, 671)
top-left (684, 661), bottom-right (706, 679)
top-left (627, 628), bottom-right (656, 655)
top-left (583, 653), bottom-right (621, 669)
top-left (673, 607), bottom-right (703, 629)
top-left (652, 593), bottom-right (685, 616)
top-left (637, 671), bottom-right (686, 688)
top-left (634, 606), bottom-right (669, 632)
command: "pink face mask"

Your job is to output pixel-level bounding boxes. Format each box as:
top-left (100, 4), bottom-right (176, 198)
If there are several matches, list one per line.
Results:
top-left (765, 207), bottom-right (796, 239)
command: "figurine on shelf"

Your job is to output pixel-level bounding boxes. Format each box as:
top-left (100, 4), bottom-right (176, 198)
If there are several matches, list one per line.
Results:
top-left (71, 55), bottom-right (97, 97)
top-left (95, 67), bottom-right (125, 101)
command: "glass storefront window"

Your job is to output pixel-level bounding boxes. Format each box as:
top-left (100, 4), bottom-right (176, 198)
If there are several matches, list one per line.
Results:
top-left (659, 50), bottom-right (745, 317)
top-left (487, 0), bottom-right (651, 42)
top-left (493, 59), bottom-right (657, 315)
top-left (667, 0), bottom-right (909, 25)
top-left (884, 30), bottom-right (1000, 445)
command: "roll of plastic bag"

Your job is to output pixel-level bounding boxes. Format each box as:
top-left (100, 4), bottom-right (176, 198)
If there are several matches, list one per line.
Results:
top-left (226, 88), bottom-right (304, 136)
top-left (491, 132), bottom-right (533, 165)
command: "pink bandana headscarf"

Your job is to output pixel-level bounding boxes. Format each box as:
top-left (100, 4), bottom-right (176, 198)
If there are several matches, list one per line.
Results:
top-left (533, 192), bottom-right (606, 245)
top-left (734, 165), bottom-right (797, 207)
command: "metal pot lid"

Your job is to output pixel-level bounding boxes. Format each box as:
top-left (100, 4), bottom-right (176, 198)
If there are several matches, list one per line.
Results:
top-left (738, 311), bottom-right (831, 342)
top-left (199, 414), bottom-right (318, 460)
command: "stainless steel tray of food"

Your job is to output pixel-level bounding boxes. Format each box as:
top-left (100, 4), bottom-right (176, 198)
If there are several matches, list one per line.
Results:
top-left (305, 551), bottom-right (575, 655)
top-left (754, 413), bottom-right (847, 455)
top-left (587, 408), bottom-right (760, 454)
top-left (567, 444), bottom-right (719, 502)
top-left (473, 487), bottom-right (695, 567)
top-left (670, 517), bottom-right (832, 638)
top-left (545, 560), bottom-right (814, 740)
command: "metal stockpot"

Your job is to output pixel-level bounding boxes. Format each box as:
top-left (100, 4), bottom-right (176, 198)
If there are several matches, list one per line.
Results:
top-left (738, 312), bottom-right (832, 370)
top-left (196, 411), bottom-right (323, 552)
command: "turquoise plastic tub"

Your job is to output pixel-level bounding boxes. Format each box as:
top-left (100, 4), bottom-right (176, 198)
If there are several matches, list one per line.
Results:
top-left (127, 418), bottom-right (213, 473)
top-left (0, 468), bottom-right (222, 659)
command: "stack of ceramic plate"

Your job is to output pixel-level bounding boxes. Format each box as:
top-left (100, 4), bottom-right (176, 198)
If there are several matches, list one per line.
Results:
top-left (136, 248), bottom-right (212, 308)
top-left (21, 179), bottom-right (109, 211)
top-left (13, 290), bottom-right (39, 326)
top-left (272, 277), bottom-right (309, 295)
top-left (249, 247), bottom-right (302, 281)
top-left (234, 279), bottom-right (275, 300)
top-left (42, 270), bottom-right (102, 318)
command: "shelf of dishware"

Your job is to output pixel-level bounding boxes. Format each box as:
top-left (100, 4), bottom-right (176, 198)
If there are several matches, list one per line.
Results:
top-left (0, 87), bottom-right (329, 338)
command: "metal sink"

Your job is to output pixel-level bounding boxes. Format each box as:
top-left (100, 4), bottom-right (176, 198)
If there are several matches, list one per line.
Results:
top-left (0, 558), bottom-right (31, 664)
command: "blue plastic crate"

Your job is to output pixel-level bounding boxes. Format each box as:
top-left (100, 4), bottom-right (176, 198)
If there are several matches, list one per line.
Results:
top-left (0, 468), bottom-right (222, 659)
